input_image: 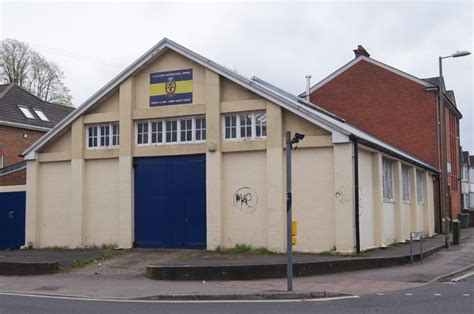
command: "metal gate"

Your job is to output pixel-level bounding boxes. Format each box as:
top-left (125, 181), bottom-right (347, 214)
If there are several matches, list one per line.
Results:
top-left (0, 191), bottom-right (26, 250)
top-left (134, 154), bottom-right (206, 248)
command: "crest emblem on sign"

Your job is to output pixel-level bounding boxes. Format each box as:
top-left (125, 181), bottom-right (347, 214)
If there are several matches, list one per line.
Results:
top-left (165, 77), bottom-right (176, 97)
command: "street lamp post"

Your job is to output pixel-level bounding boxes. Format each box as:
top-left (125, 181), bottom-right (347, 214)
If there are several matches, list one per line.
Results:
top-left (438, 51), bottom-right (470, 243)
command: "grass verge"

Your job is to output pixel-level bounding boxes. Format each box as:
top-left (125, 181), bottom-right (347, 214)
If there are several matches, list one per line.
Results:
top-left (63, 250), bottom-right (118, 271)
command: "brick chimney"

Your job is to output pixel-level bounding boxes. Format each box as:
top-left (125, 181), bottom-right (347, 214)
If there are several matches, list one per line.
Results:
top-left (353, 45), bottom-right (370, 58)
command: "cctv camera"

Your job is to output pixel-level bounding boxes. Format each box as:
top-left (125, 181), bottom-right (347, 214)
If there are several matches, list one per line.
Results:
top-left (294, 133), bottom-right (305, 140)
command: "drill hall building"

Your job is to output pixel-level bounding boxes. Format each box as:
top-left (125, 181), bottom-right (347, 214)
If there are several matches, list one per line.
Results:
top-left (23, 39), bottom-right (437, 252)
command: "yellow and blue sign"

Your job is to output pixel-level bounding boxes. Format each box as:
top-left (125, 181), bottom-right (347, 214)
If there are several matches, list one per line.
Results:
top-left (149, 69), bottom-right (193, 106)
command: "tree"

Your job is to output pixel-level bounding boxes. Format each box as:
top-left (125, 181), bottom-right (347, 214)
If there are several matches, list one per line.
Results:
top-left (0, 38), bottom-right (73, 106)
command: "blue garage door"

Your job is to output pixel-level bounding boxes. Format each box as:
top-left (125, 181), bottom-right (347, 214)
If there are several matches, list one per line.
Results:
top-left (0, 191), bottom-right (26, 250)
top-left (134, 154), bottom-right (206, 248)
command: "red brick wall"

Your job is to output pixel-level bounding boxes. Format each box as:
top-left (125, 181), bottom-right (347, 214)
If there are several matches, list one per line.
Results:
top-left (0, 125), bottom-right (44, 167)
top-left (0, 125), bottom-right (44, 186)
top-left (310, 59), bottom-right (438, 166)
top-left (0, 168), bottom-right (26, 186)
top-left (310, 58), bottom-right (462, 219)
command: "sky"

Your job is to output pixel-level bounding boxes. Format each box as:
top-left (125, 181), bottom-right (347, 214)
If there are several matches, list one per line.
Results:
top-left (1, 0), bottom-right (473, 151)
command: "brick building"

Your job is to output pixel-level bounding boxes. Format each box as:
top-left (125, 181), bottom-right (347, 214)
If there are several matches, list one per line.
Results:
top-left (306, 46), bottom-right (463, 233)
top-left (0, 84), bottom-right (74, 186)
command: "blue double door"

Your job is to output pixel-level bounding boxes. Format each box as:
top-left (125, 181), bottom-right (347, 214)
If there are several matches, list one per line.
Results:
top-left (134, 155), bottom-right (206, 248)
top-left (0, 191), bottom-right (26, 250)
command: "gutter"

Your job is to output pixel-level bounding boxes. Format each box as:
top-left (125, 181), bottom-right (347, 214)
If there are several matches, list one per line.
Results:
top-left (350, 135), bottom-right (361, 253)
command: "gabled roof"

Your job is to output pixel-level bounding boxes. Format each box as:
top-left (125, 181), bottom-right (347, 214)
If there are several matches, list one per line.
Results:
top-left (0, 84), bottom-right (74, 131)
top-left (301, 55), bottom-right (435, 97)
top-left (461, 151), bottom-right (470, 166)
top-left (22, 38), bottom-right (438, 172)
top-left (252, 77), bottom-right (437, 172)
top-left (421, 77), bottom-right (461, 117)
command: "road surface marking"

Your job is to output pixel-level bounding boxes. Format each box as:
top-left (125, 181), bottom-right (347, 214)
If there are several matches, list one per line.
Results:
top-left (462, 294), bottom-right (470, 297)
top-left (405, 293), bottom-right (413, 296)
top-left (451, 271), bottom-right (474, 282)
top-left (434, 294), bottom-right (441, 296)
top-left (376, 293), bottom-right (384, 296)
top-left (0, 292), bottom-right (359, 304)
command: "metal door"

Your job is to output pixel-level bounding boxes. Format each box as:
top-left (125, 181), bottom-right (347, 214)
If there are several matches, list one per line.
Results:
top-left (134, 155), bottom-right (206, 248)
top-left (0, 191), bottom-right (26, 250)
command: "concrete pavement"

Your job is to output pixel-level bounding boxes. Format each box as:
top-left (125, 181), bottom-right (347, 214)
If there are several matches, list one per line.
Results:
top-left (0, 230), bottom-right (473, 300)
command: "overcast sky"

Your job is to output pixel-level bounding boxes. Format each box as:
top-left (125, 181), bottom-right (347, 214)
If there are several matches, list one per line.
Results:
top-left (1, 0), bottom-right (473, 151)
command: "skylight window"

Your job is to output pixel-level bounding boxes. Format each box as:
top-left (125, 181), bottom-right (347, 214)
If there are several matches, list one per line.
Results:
top-left (18, 106), bottom-right (36, 119)
top-left (33, 109), bottom-right (49, 122)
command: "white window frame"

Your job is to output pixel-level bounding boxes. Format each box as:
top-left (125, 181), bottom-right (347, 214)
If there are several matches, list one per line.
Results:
top-left (382, 158), bottom-right (394, 202)
top-left (195, 117), bottom-right (206, 142)
top-left (416, 170), bottom-right (424, 204)
top-left (222, 111), bottom-right (267, 141)
top-left (462, 193), bottom-right (469, 210)
top-left (135, 116), bottom-right (206, 146)
top-left (0, 155), bottom-right (3, 169)
top-left (402, 166), bottom-right (410, 203)
top-left (461, 165), bottom-right (469, 181)
top-left (18, 106), bottom-right (36, 119)
top-left (86, 123), bottom-right (119, 149)
top-left (33, 108), bottom-right (50, 122)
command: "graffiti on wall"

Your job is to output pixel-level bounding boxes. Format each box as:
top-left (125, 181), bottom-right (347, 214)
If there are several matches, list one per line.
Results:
top-left (335, 184), bottom-right (351, 205)
top-left (233, 187), bottom-right (259, 213)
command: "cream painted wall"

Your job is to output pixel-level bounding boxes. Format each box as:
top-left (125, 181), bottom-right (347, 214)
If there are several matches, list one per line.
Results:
top-left (0, 185), bottom-right (26, 192)
top-left (292, 147), bottom-right (335, 252)
top-left (358, 150), bottom-right (375, 249)
top-left (383, 202), bottom-right (396, 243)
top-left (37, 161), bottom-right (71, 247)
top-left (221, 151), bottom-right (267, 248)
top-left (416, 204), bottom-right (424, 231)
top-left (403, 203), bottom-right (412, 237)
top-left (88, 92), bottom-right (119, 114)
top-left (83, 158), bottom-right (119, 246)
top-left (41, 129), bottom-right (71, 154)
top-left (283, 111), bottom-right (330, 136)
top-left (221, 77), bottom-right (259, 102)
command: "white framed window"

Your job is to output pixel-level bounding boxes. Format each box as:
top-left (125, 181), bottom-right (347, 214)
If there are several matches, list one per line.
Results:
top-left (461, 165), bottom-right (469, 181)
top-left (18, 106), bottom-right (36, 119)
top-left (223, 111), bottom-right (267, 141)
top-left (255, 112), bottom-right (267, 137)
top-left (195, 117), bottom-right (206, 141)
top-left (0, 155), bottom-right (3, 168)
top-left (239, 113), bottom-right (252, 138)
top-left (224, 115), bottom-right (237, 139)
top-left (112, 124), bottom-right (120, 146)
top-left (136, 116), bottom-right (206, 146)
top-left (416, 170), bottom-right (424, 204)
top-left (165, 120), bottom-right (178, 143)
top-left (382, 158), bottom-right (394, 201)
top-left (150, 121), bottom-right (164, 144)
top-left (86, 123), bottom-right (119, 149)
top-left (137, 122), bottom-right (149, 145)
top-left (87, 125), bottom-right (98, 148)
top-left (33, 109), bottom-right (49, 122)
top-left (462, 193), bottom-right (469, 210)
top-left (402, 166), bottom-right (410, 203)
top-left (180, 118), bottom-right (193, 143)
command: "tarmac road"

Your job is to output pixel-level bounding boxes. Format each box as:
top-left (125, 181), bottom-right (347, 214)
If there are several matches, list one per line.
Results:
top-left (0, 272), bottom-right (472, 314)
